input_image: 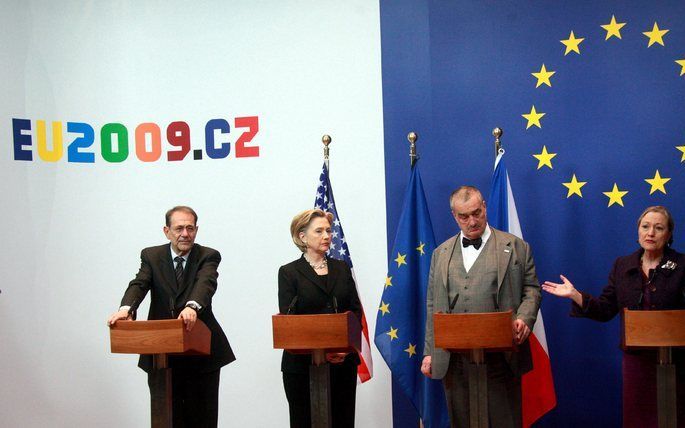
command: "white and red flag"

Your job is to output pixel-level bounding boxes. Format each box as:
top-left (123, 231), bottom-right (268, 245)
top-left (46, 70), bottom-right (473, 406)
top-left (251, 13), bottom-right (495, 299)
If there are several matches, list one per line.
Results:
top-left (488, 151), bottom-right (556, 426)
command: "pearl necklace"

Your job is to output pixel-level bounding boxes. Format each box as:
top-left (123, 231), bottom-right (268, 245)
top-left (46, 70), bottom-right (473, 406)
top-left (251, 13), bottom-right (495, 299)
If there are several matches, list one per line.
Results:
top-left (304, 254), bottom-right (328, 270)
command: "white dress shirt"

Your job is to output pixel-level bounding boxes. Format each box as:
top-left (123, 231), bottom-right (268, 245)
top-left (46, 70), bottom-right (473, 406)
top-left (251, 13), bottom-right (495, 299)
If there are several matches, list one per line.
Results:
top-left (460, 224), bottom-right (491, 273)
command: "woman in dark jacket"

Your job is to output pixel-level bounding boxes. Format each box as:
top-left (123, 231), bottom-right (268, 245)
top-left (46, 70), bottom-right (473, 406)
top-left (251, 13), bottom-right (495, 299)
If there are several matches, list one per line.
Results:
top-left (278, 208), bottom-right (362, 427)
top-left (543, 206), bottom-right (685, 427)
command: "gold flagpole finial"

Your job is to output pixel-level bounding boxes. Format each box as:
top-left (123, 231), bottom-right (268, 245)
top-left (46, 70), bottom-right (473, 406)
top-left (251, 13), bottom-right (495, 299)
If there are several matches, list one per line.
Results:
top-left (408, 132), bottom-right (418, 167)
top-left (492, 127), bottom-right (503, 156)
top-left (322, 134), bottom-right (332, 161)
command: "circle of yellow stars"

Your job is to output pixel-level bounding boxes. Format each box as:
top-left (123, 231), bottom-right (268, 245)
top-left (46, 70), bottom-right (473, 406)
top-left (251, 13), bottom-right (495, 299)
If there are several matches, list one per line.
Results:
top-left (522, 15), bottom-right (685, 207)
top-left (379, 241), bottom-right (429, 359)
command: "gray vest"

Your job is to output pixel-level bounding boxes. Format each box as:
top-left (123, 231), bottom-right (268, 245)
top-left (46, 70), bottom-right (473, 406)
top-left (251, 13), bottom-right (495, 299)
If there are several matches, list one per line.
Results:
top-left (447, 236), bottom-right (499, 313)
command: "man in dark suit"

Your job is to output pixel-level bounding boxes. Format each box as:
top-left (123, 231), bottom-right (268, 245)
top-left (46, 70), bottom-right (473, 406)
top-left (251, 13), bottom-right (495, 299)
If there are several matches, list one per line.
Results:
top-left (421, 186), bottom-right (541, 428)
top-left (108, 206), bottom-right (235, 427)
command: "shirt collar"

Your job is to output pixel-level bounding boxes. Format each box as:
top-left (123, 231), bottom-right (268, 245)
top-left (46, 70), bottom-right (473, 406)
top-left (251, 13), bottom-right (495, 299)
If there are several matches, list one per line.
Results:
top-left (170, 245), bottom-right (191, 262)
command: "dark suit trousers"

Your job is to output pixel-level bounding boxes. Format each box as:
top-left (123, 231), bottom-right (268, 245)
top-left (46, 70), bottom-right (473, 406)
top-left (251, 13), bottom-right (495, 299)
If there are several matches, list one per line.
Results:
top-left (148, 367), bottom-right (220, 428)
top-left (443, 353), bottom-right (521, 428)
top-left (283, 360), bottom-right (357, 428)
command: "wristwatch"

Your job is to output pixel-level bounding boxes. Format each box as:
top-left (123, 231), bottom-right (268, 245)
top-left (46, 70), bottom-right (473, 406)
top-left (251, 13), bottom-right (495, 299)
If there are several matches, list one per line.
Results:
top-left (185, 302), bottom-right (201, 312)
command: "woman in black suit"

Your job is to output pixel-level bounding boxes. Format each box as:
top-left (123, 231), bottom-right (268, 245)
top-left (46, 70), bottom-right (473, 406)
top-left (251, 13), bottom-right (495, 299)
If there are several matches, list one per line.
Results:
top-left (278, 208), bottom-right (362, 427)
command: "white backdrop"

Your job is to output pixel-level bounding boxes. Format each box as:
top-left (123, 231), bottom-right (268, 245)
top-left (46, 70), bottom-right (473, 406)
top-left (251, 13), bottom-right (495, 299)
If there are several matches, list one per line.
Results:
top-left (0, 1), bottom-right (390, 426)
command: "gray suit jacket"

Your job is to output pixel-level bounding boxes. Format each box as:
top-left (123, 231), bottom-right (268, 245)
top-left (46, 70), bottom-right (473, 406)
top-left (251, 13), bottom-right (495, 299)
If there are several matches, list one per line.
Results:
top-left (423, 227), bottom-right (541, 379)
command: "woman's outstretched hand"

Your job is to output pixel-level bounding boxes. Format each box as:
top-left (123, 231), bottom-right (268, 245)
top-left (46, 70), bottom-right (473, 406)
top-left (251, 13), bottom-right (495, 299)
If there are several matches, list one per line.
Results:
top-left (542, 275), bottom-right (583, 306)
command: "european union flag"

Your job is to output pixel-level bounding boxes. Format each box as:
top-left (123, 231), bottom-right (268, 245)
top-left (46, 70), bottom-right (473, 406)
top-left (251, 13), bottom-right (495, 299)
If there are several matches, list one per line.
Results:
top-left (374, 163), bottom-right (449, 428)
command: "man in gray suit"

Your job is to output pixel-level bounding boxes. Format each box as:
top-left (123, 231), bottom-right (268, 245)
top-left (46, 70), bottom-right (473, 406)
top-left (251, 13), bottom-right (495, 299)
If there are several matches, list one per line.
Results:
top-left (421, 186), bottom-right (541, 428)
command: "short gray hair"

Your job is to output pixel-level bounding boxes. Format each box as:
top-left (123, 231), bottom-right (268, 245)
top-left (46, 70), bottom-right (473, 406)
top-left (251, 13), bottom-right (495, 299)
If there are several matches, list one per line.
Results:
top-left (449, 186), bottom-right (483, 211)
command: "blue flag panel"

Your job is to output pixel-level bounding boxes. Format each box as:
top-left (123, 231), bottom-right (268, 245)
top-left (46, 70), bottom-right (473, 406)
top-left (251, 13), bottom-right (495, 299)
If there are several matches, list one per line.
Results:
top-left (381, 1), bottom-right (685, 426)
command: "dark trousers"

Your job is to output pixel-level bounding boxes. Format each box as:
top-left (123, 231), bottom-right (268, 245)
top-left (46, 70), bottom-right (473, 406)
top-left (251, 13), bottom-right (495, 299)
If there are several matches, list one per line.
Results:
top-left (442, 353), bottom-right (521, 428)
top-left (148, 367), bottom-right (221, 428)
top-left (283, 360), bottom-right (357, 428)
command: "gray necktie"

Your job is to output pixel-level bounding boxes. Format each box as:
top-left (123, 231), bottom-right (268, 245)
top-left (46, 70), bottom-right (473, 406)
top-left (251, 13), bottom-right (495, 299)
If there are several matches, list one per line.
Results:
top-left (174, 256), bottom-right (184, 287)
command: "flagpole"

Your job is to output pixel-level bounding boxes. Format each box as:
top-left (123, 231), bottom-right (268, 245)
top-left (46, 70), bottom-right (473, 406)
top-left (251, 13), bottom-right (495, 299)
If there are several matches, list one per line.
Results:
top-left (322, 134), bottom-right (331, 169)
top-left (375, 129), bottom-right (448, 428)
top-left (488, 126), bottom-right (558, 426)
top-left (493, 127), bottom-right (503, 156)
top-left (316, 134), bottom-right (375, 384)
top-left (408, 130), bottom-right (423, 428)
top-left (408, 131), bottom-right (418, 167)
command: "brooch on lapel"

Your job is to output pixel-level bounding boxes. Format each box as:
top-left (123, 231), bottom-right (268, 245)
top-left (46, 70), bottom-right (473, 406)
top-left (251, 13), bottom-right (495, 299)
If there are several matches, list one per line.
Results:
top-left (661, 260), bottom-right (677, 271)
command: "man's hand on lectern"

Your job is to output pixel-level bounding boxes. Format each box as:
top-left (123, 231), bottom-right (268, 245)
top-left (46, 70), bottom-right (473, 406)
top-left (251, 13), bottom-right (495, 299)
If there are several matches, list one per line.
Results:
top-left (107, 309), bottom-right (131, 327)
top-left (178, 307), bottom-right (197, 331)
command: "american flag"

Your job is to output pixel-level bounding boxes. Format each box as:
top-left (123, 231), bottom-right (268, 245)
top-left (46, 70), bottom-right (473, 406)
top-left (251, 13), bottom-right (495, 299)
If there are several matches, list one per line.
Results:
top-left (314, 162), bottom-right (373, 382)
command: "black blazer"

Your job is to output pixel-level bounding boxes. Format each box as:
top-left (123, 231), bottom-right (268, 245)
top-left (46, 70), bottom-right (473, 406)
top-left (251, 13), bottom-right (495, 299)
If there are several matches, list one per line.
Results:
top-left (278, 255), bottom-right (362, 373)
top-left (571, 247), bottom-right (685, 366)
top-left (571, 247), bottom-right (685, 321)
top-left (121, 243), bottom-right (236, 373)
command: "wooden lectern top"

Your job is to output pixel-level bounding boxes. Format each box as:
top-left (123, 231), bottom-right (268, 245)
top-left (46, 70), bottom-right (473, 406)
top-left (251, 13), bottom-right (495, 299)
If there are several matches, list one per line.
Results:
top-left (434, 310), bottom-right (515, 352)
top-left (622, 308), bottom-right (685, 349)
top-left (272, 311), bottom-right (361, 354)
top-left (110, 319), bottom-right (211, 355)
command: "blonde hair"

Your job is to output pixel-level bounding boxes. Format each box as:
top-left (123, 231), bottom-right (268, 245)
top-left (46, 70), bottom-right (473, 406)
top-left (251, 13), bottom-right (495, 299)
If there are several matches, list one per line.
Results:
top-left (290, 209), bottom-right (334, 252)
top-left (637, 206), bottom-right (674, 246)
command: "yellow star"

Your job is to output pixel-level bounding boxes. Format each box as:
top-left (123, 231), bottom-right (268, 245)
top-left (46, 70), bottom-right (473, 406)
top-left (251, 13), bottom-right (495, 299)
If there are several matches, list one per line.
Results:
top-left (676, 59), bottom-right (685, 76)
top-left (384, 276), bottom-right (393, 288)
top-left (379, 301), bottom-right (390, 316)
top-left (532, 146), bottom-right (557, 169)
top-left (404, 343), bottom-right (417, 358)
top-left (643, 22), bottom-right (669, 47)
top-left (560, 31), bottom-right (584, 55)
top-left (522, 105), bottom-right (545, 129)
top-left (601, 15), bottom-right (626, 40)
top-left (677, 146), bottom-right (685, 162)
top-left (416, 242), bottom-right (426, 255)
top-left (387, 326), bottom-right (399, 340)
top-left (645, 170), bottom-right (671, 195)
top-left (531, 64), bottom-right (556, 88)
top-left (603, 183), bottom-right (629, 207)
top-left (562, 174), bottom-right (587, 198)
top-left (394, 252), bottom-right (407, 268)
